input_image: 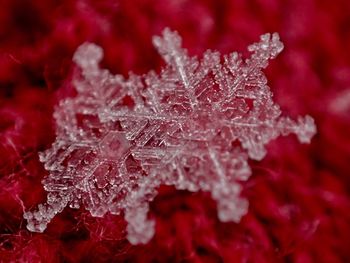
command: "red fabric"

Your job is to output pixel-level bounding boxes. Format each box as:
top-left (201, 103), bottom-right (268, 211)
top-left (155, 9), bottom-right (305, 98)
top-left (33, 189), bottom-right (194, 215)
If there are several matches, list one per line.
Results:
top-left (1, 0), bottom-right (350, 262)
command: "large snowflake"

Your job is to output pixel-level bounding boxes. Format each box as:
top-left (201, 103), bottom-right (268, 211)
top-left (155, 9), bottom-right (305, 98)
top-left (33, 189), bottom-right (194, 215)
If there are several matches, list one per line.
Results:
top-left (24, 28), bottom-right (316, 244)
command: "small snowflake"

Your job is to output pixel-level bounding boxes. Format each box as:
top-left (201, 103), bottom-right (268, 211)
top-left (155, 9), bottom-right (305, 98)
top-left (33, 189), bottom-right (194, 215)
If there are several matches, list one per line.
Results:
top-left (24, 28), bottom-right (316, 244)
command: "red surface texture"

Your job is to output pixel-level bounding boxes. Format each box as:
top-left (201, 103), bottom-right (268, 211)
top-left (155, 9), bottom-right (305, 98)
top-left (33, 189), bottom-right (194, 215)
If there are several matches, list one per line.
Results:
top-left (1, 0), bottom-right (350, 262)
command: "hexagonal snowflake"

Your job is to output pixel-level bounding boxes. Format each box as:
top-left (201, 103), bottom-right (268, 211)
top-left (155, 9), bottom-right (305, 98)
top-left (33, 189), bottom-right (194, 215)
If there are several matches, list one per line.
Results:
top-left (24, 28), bottom-right (316, 244)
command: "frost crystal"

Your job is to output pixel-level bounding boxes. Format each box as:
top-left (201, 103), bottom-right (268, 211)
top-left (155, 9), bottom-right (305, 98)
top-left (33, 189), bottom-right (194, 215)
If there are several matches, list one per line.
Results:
top-left (24, 29), bottom-right (316, 244)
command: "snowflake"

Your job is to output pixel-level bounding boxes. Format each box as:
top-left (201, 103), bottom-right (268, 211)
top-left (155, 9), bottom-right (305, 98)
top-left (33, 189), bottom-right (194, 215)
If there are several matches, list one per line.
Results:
top-left (24, 28), bottom-right (316, 244)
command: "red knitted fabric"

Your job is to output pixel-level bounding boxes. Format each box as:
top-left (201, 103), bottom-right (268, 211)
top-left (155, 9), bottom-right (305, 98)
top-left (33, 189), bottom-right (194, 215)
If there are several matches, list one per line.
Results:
top-left (1, 0), bottom-right (350, 262)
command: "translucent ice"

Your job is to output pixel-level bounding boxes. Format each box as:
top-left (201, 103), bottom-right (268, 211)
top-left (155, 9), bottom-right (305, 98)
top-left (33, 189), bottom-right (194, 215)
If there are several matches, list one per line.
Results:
top-left (25, 28), bottom-right (316, 244)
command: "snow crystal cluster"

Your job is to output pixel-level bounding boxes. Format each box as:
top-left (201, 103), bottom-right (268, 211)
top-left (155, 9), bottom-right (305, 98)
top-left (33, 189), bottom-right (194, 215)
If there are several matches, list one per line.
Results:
top-left (24, 28), bottom-right (316, 244)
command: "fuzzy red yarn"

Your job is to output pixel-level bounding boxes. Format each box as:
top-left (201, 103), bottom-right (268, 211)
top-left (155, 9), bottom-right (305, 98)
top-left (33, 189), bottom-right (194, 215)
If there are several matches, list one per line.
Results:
top-left (1, 0), bottom-right (350, 262)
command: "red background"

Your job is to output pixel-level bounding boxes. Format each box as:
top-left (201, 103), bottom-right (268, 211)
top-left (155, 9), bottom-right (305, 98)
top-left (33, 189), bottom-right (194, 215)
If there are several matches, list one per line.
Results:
top-left (1, 0), bottom-right (350, 262)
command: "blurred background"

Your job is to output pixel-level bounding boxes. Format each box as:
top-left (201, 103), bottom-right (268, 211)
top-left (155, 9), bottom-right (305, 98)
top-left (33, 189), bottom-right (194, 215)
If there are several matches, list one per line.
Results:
top-left (0, 0), bottom-right (350, 262)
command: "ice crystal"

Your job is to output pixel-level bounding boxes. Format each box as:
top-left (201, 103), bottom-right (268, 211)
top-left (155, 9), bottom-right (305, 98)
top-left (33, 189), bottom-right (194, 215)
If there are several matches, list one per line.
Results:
top-left (24, 28), bottom-right (316, 244)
